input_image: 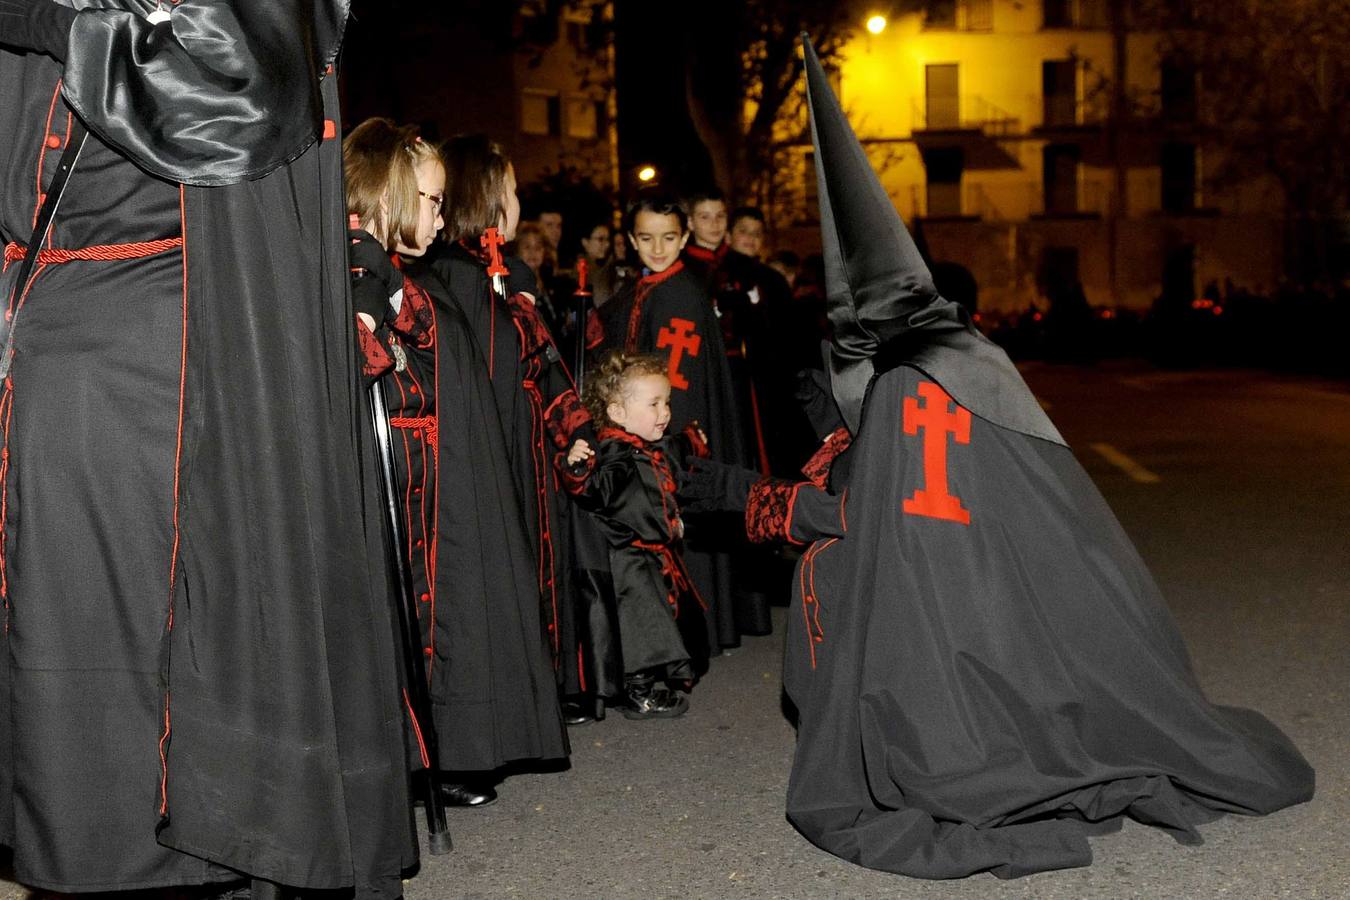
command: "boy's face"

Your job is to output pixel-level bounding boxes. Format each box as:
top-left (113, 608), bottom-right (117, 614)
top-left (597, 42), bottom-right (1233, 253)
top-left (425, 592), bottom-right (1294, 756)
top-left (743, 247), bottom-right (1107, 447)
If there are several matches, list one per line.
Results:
top-left (608, 372), bottom-right (673, 442)
top-left (539, 211), bottom-right (563, 248)
top-left (689, 199), bottom-right (727, 249)
top-left (729, 216), bottom-right (764, 258)
top-left (628, 210), bottom-right (689, 274)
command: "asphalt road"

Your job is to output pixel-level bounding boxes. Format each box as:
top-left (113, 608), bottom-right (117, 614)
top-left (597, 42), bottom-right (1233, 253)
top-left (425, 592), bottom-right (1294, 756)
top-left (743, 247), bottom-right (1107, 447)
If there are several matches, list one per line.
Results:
top-left (5, 362), bottom-right (1349, 899)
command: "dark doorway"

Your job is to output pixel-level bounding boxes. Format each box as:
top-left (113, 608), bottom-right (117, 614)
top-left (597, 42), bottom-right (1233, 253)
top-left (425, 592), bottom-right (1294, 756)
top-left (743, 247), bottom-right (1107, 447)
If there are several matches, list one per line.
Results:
top-left (922, 147), bottom-right (964, 217)
top-left (1042, 60), bottom-right (1077, 127)
top-left (926, 63), bottom-right (960, 129)
top-left (1043, 143), bottom-right (1080, 214)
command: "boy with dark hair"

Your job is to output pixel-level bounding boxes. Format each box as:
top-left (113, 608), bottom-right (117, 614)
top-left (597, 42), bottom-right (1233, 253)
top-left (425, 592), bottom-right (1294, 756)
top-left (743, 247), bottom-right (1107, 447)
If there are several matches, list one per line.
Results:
top-left (594, 193), bottom-right (768, 648)
top-left (682, 186), bottom-right (729, 289)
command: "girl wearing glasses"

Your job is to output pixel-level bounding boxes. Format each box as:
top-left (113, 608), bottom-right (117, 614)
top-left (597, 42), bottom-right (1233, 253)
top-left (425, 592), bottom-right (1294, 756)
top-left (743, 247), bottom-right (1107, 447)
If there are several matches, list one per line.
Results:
top-left (344, 119), bottom-right (567, 809)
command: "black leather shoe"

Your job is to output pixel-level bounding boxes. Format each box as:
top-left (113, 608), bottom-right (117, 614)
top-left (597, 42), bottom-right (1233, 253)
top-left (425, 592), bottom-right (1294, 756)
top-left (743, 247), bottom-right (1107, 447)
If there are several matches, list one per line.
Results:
top-left (441, 782), bottom-right (498, 808)
top-left (621, 679), bottom-right (689, 720)
top-left (561, 699), bottom-right (596, 726)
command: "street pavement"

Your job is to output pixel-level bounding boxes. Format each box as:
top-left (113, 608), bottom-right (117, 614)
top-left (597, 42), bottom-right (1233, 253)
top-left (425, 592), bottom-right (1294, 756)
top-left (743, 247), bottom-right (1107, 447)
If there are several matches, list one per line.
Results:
top-left (4, 361), bottom-right (1348, 898)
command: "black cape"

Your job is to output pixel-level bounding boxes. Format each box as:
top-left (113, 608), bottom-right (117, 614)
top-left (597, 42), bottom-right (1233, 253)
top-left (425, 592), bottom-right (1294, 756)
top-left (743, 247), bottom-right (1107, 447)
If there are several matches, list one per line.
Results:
top-left (409, 244), bottom-right (587, 679)
top-left (776, 363), bottom-right (1314, 878)
top-left (1, 7), bottom-right (412, 896)
top-left (383, 271), bottom-right (568, 771)
top-left (597, 262), bottom-right (769, 646)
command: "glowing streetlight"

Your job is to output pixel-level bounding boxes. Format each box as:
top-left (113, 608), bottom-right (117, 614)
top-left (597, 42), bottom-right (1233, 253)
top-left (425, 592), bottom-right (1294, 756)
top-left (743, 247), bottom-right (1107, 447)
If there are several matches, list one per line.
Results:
top-left (637, 165), bottom-right (657, 183)
top-left (866, 14), bottom-right (887, 34)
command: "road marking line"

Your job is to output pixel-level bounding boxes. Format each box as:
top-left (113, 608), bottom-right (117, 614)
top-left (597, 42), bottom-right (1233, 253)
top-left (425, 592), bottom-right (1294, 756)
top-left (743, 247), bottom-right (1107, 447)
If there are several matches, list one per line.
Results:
top-left (1089, 443), bottom-right (1161, 483)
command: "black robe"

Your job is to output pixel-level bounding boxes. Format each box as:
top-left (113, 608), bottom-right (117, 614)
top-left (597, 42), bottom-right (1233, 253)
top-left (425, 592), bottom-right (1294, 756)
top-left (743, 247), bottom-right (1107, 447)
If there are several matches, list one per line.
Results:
top-left (564, 426), bottom-right (711, 691)
top-left (369, 272), bottom-right (568, 772)
top-left (757, 364), bottom-right (1314, 878)
top-left (717, 249), bottom-right (819, 477)
top-left (408, 244), bottom-right (592, 684)
top-left (1, 5), bottom-right (411, 896)
top-left (597, 261), bottom-right (769, 647)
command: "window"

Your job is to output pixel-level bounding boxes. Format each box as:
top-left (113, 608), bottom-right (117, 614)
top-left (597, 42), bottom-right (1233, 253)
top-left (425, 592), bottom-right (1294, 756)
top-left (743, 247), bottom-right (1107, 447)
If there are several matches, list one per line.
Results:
top-left (566, 95), bottom-right (598, 139)
top-left (1160, 142), bottom-right (1197, 213)
top-left (1160, 59), bottom-right (1198, 122)
top-left (521, 90), bottom-right (561, 137)
top-left (966, 0), bottom-right (993, 30)
top-left (1043, 0), bottom-right (1072, 28)
top-left (1043, 144), bottom-right (1081, 214)
top-left (923, 148), bottom-right (964, 217)
top-left (925, 0), bottom-right (957, 29)
top-left (1042, 60), bottom-right (1077, 127)
top-left (925, 64), bottom-right (960, 129)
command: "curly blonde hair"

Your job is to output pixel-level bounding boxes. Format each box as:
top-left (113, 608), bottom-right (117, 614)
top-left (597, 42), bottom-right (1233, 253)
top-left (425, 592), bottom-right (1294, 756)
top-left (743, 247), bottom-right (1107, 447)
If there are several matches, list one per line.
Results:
top-left (583, 350), bottom-right (669, 429)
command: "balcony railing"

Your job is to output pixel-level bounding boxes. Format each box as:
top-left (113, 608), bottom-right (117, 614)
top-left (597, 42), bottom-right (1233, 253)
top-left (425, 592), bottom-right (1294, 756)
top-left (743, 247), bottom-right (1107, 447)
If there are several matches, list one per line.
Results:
top-left (912, 95), bottom-right (1020, 136)
top-left (915, 179), bottom-right (1114, 220)
top-left (1031, 93), bottom-right (1110, 129)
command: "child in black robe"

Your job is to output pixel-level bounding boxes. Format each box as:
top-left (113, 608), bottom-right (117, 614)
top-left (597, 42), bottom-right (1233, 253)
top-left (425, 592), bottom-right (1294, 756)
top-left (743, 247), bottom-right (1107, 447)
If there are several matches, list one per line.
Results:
top-left (346, 120), bottom-right (566, 808)
top-left (596, 195), bottom-right (769, 650)
top-left (562, 352), bottom-right (711, 718)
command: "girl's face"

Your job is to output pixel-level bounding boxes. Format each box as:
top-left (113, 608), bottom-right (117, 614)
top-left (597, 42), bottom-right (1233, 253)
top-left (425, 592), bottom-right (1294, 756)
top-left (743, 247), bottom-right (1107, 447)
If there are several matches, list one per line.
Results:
top-left (607, 372), bottom-right (672, 442)
top-left (394, 158), bottom-right (445, 257)
top-left (518, 234), bottom-right (546, 272)
top-left (628, 210), bottom-right (689, 274)
top-left (581, 225), bottom-right (612, 263)
top-left (501, 163), bottom-right (522, 242)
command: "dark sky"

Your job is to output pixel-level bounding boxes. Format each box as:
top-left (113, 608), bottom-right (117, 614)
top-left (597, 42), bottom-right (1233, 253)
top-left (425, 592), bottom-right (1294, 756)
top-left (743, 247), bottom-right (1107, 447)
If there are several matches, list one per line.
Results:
top-left (613, 4), bottom-right (716, 196)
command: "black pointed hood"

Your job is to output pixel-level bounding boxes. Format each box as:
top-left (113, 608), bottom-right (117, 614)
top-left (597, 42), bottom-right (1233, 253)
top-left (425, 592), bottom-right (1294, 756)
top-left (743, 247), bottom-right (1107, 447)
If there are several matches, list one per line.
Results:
top-left (803, 35), bottom-right (1062, 445)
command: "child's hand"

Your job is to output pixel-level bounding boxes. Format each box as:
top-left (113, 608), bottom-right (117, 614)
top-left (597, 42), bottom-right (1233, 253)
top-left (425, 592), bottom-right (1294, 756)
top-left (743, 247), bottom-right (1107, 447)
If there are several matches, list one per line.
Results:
top-left (567, 439), bottom-right (594, 466)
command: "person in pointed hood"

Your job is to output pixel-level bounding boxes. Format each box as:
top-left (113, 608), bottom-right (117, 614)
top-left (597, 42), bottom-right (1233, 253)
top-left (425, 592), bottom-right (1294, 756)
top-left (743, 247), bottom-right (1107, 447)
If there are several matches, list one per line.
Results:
top-left (679, 34), bottom-right (1313, 880)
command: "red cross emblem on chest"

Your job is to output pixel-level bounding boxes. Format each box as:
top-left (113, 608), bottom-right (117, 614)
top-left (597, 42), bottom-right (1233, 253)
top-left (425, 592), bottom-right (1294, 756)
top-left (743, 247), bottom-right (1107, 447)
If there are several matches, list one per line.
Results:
top-left (902, 381), bottom-right (972, 525)
top-left (656, 317), bottom-right (701, 390)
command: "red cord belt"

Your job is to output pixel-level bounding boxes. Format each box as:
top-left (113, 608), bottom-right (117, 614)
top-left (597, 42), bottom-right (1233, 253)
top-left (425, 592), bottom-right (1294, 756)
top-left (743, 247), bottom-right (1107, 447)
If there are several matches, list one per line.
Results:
top-left (4, 237), bottom-right (183, 267)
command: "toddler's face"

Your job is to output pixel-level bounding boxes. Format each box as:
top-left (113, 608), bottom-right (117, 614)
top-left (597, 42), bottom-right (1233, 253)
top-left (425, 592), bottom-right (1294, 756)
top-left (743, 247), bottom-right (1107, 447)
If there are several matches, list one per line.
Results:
top-left (628, 210), bottom-right (689, 274)
top-left (608, 373), bottom-right (672, 442)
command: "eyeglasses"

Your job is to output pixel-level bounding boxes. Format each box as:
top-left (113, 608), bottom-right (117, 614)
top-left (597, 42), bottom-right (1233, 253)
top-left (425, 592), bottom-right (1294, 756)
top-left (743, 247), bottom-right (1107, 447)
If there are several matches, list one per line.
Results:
top-left (418, 191), bottom-right (444, 213)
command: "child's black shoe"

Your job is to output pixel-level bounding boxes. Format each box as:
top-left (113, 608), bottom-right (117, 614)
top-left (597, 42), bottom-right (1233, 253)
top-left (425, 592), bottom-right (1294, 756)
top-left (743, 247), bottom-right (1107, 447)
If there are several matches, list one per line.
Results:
top-left (621, 676), bottom-right (689, 720)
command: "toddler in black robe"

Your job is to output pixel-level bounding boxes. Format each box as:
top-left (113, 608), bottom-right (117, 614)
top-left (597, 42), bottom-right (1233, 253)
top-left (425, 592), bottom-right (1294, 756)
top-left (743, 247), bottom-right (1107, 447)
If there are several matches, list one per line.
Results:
top-left (562, 351), bottom-right (712, 719)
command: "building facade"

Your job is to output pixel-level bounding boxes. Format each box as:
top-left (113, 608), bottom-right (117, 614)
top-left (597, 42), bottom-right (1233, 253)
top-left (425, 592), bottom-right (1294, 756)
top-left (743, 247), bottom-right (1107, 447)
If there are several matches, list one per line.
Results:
top-left (777, 0), bottom-right (1285, 315)
top-left (342, 1), bottom-right (618, 195)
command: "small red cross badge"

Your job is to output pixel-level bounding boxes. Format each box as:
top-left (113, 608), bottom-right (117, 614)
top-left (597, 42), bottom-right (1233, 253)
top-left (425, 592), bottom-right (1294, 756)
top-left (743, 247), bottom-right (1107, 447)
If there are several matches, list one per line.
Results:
top-left (656, 317), bottom-right (701, 390)
top-left (902, 381), bottom-right (971, 524)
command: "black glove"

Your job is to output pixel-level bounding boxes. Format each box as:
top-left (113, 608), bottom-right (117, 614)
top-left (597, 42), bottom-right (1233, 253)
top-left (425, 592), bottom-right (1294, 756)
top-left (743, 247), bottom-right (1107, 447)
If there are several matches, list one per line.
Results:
top-left (503, 254), bottom-right (540, 299)
top-left (0, 0), bottom-right (78, 61)
top-left (349, 229), bottom-right (403, 325)
top-left (678, 458), bottom-right (760, 514)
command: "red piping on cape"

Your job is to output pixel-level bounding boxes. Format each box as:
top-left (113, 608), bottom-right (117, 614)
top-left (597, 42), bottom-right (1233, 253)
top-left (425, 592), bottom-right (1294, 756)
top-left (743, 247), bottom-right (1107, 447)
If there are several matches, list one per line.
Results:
top-left (798, 538), bottom-right (836, 670)
top-left (159, 186), bottom-right (190, 817)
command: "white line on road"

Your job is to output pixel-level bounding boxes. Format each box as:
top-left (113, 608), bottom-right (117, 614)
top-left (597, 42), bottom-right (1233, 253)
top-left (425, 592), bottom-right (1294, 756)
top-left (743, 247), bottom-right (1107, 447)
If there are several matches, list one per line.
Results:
top-left (1089, 443), bottom-right (1161, 484)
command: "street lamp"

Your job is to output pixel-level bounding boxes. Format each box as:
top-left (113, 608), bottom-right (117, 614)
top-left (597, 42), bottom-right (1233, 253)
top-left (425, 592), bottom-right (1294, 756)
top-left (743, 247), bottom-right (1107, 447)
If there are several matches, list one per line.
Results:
top-left (866, 14), bottom-right (887, 34)
top-left (637, 165), bottom-right (657, 183)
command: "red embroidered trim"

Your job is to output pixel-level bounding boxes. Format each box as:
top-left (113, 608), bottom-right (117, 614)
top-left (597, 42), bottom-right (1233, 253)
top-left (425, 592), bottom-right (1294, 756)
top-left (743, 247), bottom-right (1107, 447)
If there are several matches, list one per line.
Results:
top-left (800, 426), bottom-right (852, 488)
top-left (543, 389), bottom-right (590, 450)
top-left (798, 538), bottom-right (836, 670)
top-left (0, 380), bottom-right (13, 625)
top-left (625, 260), bottom-right (684, 351)
top-left (390, 415), bottom-right (438, 447)
top-left (746, 479), bottom-right (798, 544)
top-left (631, 539), bottom-right (707, 616)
